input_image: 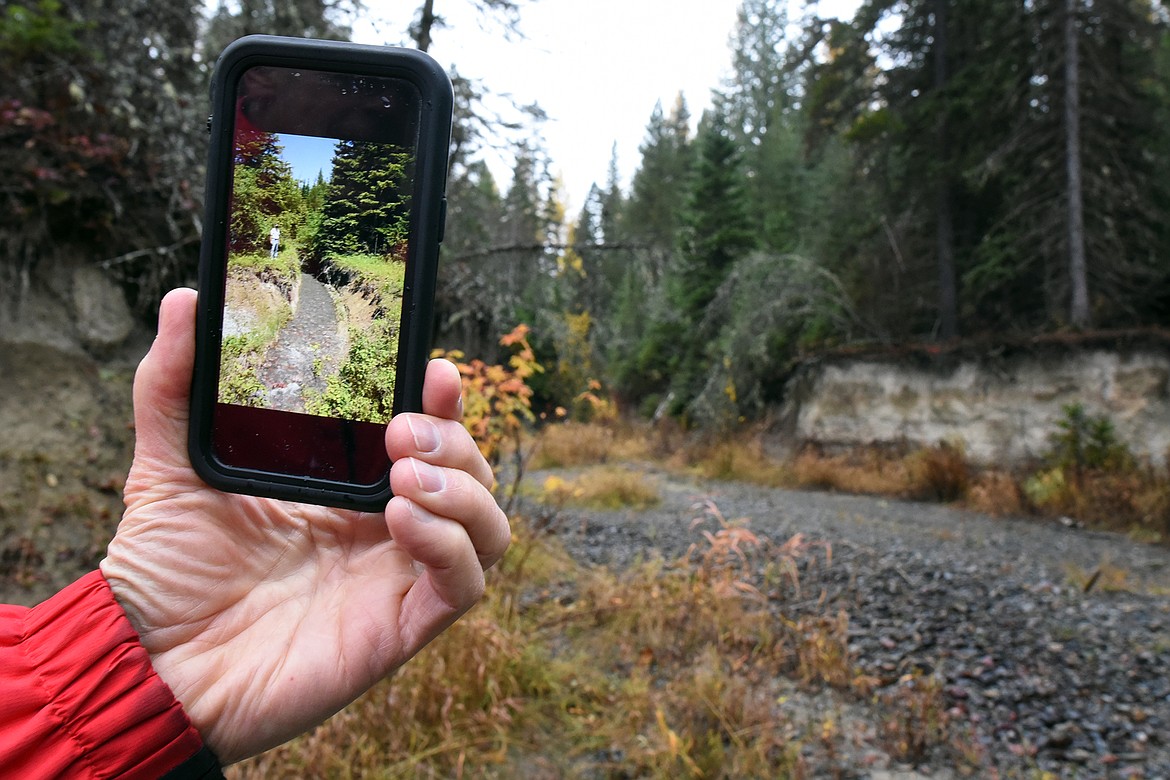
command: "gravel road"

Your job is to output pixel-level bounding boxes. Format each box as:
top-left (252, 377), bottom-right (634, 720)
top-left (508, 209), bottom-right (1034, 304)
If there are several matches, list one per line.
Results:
top-left (518, 464), bottom-right (1170, 778)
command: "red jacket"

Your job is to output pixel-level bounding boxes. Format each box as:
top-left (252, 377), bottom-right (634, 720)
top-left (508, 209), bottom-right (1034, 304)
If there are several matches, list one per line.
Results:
top-left (0, 571), bottom-right (223, 779)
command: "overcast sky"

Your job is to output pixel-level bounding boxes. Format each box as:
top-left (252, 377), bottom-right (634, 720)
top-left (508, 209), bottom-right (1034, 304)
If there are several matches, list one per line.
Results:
top-left (356, 0), bottom-right (859, 211)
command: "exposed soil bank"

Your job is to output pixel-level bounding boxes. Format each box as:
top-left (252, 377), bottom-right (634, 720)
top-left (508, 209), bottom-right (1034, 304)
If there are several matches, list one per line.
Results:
top-left (779, 336), bottom-right (1170, 468)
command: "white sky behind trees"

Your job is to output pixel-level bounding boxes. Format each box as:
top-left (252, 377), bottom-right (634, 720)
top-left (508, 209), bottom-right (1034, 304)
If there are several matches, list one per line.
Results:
top-left (355, 0), bottom-right (860, 211)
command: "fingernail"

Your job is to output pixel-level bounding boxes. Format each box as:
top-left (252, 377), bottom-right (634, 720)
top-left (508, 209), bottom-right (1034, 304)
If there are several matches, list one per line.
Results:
top-left (411, 459), bottom-right (446, 493)
top-left (407, 416), bottom-right (441, 453)
top-left (404, 498), bottom-right (433, 525)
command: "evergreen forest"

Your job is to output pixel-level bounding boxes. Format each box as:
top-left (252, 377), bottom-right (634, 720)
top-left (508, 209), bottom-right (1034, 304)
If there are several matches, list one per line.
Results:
top-left (3, 0), bottom-right (1169, 426)
top-left (4, 4), bottom-right (1170, 775)
top-left (228, 129), bottom-right (413, 267)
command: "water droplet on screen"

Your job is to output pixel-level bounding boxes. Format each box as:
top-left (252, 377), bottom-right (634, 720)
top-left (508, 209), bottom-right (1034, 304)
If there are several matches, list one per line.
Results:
top-left (381, 96), bottom-right (392, 108)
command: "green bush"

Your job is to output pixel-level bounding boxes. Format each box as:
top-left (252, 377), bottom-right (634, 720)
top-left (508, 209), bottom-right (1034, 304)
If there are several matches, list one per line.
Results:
top-left (217, 335), bottom-right (266, 406)
top-left (1046, 403), bottom-right (1133, 474)
top-left (305, 320), bottom-right (399, 424)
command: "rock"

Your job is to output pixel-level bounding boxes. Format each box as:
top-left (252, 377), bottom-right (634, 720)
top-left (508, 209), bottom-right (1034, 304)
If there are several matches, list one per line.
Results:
top-left (0, 256), bottom-right (81, 354)
top-left (72, 265), bottom-right (134, 355)
top-left (1047, 722), bottom-right (1078, 748)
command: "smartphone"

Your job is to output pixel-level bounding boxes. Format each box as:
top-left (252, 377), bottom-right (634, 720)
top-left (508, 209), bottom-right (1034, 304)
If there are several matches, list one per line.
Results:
top-left (188, 35), bottom-right (452, 511)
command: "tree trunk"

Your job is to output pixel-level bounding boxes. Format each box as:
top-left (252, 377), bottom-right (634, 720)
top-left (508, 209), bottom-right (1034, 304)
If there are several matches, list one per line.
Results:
top-left (934, 0), bottom-right (958, 339)
top-left (1065, 0), bottom-right (1090, 327)
top-left (413, 0), bottom-right (437, 52)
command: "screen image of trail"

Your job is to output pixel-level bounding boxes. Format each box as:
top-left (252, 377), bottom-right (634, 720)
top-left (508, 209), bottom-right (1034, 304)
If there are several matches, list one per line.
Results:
top-left (218, 127), bottom-right (415, 425)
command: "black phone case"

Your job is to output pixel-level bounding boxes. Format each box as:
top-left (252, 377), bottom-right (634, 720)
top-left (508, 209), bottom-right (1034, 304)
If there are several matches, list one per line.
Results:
top-left (188, 36), bottom-right (453, 511)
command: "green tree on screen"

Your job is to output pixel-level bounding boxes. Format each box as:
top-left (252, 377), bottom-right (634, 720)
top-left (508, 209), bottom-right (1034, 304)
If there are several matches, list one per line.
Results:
top-left (314, 140), bottom-right (413, 259)
top-left (230, 131), bottom-right (303, 255)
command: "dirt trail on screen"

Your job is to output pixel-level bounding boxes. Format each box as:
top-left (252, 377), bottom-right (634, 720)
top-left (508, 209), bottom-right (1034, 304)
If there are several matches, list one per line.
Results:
top-left (257, 273), bottom-right (347, 412)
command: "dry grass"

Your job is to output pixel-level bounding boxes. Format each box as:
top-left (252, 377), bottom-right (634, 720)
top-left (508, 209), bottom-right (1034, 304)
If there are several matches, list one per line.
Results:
top-left (530, 421), bottom-right (650, 469)
top-left (227, 508), bottom-right (977, 778)
top-left (223, 265), bottom-right (293, 335)
top-left (1024, 465), bottom-right (1170, 538)
top-left (874, 673), bottom-right (973, 767)
top-left (790, 447), bottom-right (914, 497)
top-left (905, 442), bottom-right (972, 502)
top-left (338, 286), bottom-right (377, 332)
top-left (688, 438), bottom-right (795, 487)
top-left (533, 420), bottom-right (1170, 538)
top-left (547, 467), bottom-right (661, 510)
top-left (965, 470), bottom-right (1029, 517)
top-left (530, 420), bottom-right (1170, 539)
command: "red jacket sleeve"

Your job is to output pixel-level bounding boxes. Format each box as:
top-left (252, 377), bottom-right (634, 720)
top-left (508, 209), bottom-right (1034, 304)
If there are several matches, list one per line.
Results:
top-left (0, 571), bottom-right (210, 778)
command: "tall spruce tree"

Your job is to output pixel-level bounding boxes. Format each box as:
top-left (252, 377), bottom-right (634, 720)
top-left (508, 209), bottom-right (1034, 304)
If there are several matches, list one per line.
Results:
top-left (665, 106), bottom-right (756, 417)
top-left (434, 160), bottom-right (506, 355)
top-left (721, 0), bottom-right (809, 253)
top-left (202, 0), bottom-right (356, 57)
top-left (573, 146), bottom-right (631, 348)
top-left (609, 97), bottom-right (697, 412)
top-left (452, 138), bottom-right (559, 357)
top-left (1041, 0), bottom-right (1168, 327)
top-left (624, 95), bottom-right (694, 282)
top-left (808, 0), bottom-right (1170, 335)
top-left (806, 0), bottom-right (1038, 337)
top-left (314, 140), bottom-right (413, 259)
top-left (674, 108), bottom-right (756, 320)
top-left (723, 0), bottom-right (792, 142)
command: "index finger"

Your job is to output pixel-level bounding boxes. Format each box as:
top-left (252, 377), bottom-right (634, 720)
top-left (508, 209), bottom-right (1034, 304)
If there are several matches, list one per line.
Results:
top-left (386, 414), bottom-right (495, 491)
top-left (421, 358), bottom-right (463, 421)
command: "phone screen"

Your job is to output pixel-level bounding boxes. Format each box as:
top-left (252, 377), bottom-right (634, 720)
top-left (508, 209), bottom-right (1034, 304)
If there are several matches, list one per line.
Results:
top-left (209, 65), bottom-right (422, 486)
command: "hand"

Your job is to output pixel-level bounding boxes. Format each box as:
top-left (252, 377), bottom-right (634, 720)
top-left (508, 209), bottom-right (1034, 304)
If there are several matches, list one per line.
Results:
top-left (99, 288), bottom-right (510, 764)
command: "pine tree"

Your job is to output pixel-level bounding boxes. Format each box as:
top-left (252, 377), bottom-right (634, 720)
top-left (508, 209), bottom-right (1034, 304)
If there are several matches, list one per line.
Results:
top-left (410, 0), bottom-right (523, 53)
top-left (434, 160), bottom-right (507, 355)
top-left (202, 0), bottom-right (355, 57)
top-left (608, 97), bottom-right (697, 411)
top-left (807, 0), bottom-right (1170, 335)
top-left (314, 140), bottom-right (413, 260)
top-left (722, 0), bottom-right (793, 142)
top-left (625, 95), bottom-right (694, 267)
top-left (442, 138), bottom-right (558, 359)
top-left (804, 0), bottom-right (1036, 337)
top-left (721, 0), bottom-right (812, 253)
top-left (229, 131), bottom-right (302, 255)
top-left (1047, 0), bottom-right (1167, 326)
top-left (674, 109), bottom-right (756, 320)
top-left (664, 106), bottom-right (757, 416)
top-left (569, 146), bottom-right (629, 336)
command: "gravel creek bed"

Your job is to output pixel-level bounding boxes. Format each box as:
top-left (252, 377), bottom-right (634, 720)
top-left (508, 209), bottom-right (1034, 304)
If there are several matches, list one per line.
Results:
top-left (515, 465), bottom-right (1170, 779)
top-left (256, 273), bottom-right (347, 412)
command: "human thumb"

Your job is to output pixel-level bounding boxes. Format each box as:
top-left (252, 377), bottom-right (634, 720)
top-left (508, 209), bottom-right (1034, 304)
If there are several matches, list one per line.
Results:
top-left (129, 287), bottom-right (198, 474)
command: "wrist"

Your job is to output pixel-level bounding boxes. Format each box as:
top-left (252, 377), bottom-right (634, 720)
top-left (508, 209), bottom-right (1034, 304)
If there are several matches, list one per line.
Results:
top-left (6, 572), bottom-right (213, 778)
